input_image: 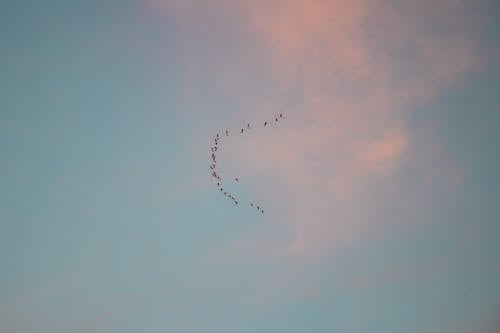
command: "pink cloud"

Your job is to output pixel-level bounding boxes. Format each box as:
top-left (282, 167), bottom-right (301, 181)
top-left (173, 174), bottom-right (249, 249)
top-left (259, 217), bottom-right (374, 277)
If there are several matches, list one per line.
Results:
top-left (146, 0), bottom-right (485, 260)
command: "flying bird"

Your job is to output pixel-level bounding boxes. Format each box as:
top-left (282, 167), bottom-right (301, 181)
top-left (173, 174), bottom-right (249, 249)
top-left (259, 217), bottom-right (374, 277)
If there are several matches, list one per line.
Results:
top-left (209, 114), bottom-right (286, 213)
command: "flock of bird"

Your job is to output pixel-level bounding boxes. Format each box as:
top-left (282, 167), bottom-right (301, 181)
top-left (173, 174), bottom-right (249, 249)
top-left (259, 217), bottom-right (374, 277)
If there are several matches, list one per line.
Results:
top-left (209, 113), bottom-right (285, 214)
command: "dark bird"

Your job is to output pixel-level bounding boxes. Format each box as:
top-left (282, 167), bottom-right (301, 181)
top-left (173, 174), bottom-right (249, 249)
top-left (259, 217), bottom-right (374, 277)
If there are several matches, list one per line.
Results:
top-left (225, 130), bottom-right (229, 136)
top-left (261, 209), bottom-right (264, 214)
top-left (235, 201), bottom-right (238, 205)
top-left (279, 113), bottom-right (283, 118)
top-left (275, 117), bottom-right (278, 122)
top-left (247, 123), bottom-right (250, 129)
top-left (224, 192), bottom-right (227, 196)
top-left (250, 203), bottom-right (254, 207)
top-left (234, 178), bottom-right (239, 182)
top-left (220, 188), bottom-right (223, 192)
top-left (241, 128), bottom-right (244, 134)
top-left (256, 205), bottom-right (260, 210)
top-left (264, 121), bottom-right (267, 126)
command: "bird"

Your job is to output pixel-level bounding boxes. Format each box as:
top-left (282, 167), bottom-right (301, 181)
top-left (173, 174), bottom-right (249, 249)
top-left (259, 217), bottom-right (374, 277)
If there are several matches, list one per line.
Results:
top-left (234, 178), bottom-right (239, 182)
top-left (247, 123), bottom-right (250, 129)
top-left (235, 201), bottom-right (238, 205)
top-left (225, 130), bottom-right (229, 136)
top-left (261, 209), bottom-right (264, 214)
top-left (264, 121), bottom-right (267, 126)
top-left (241, 128), bottom-right (244, 134)
top-left (275, 117), bottom-right (278, 122)
top-left (279, 113), bottom-right (283, 118)
top-left (250, 203), bottom-right (254, 207)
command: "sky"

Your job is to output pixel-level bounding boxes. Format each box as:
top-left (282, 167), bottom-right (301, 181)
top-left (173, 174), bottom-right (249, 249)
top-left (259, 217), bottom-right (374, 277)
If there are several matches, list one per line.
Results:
top-left (1, 0), bottom-right (500, 332)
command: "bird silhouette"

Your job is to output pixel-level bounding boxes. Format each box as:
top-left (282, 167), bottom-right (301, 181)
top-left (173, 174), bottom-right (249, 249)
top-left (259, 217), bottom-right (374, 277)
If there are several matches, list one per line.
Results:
top-left (209, 115), bottom-right (286, 214)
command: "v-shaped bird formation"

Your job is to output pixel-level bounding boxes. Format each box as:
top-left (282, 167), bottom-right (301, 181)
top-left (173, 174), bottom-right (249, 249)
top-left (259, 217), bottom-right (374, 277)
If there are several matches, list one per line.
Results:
top-left (209, 113), bottom-right (285, 214)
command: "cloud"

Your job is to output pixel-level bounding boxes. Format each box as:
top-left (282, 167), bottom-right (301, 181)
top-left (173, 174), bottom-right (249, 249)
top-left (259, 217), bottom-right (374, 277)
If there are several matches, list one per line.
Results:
top-left (145, 0), bottom-right (486, 260)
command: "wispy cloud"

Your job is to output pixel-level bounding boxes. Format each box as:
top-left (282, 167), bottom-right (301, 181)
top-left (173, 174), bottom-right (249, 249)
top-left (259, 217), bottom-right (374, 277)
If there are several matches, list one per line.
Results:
top-left (147, 0), bottom-right (486, 260)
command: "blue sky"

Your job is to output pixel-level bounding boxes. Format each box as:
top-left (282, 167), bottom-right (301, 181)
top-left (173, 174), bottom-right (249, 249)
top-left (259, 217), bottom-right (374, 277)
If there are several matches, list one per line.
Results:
top-left (1, 1), bottom-right (500, 332)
